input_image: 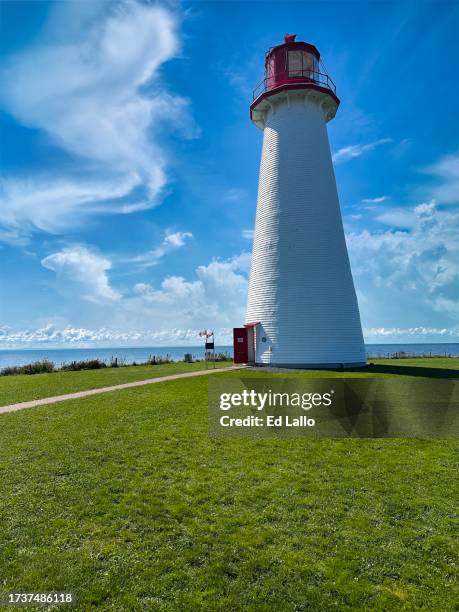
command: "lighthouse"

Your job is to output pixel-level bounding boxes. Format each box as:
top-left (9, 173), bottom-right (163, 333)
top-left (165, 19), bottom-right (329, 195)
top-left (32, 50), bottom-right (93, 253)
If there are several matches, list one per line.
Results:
top-left (233, 34), bottom-right (366, 368)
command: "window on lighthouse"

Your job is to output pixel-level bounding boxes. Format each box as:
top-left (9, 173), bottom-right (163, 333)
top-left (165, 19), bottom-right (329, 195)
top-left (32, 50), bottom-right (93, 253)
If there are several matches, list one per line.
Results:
top-left (303, 52), bottom-right (314, 77)
top-left (288, 50), bottom-right (303, 76)
top-left (288, 50), bottom-right (315, 79)
top-left (266, 55), bottom-right (276, 88)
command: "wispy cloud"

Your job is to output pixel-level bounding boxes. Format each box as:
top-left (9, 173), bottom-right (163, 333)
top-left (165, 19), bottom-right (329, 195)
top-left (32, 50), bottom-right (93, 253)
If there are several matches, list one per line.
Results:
top-left (361, 196), bottom-right (389, 204)
top-left (127, 231), bottom-right (193, 269)
top-left (224, 188), bottom-right (248, 202)
top-left (0, 174), bottom-right (141, 237)
top-left (0, 1), bottom-right (197, 244)
top-left (364, 327), bottom-right (459, 339)
top-left (241, 229), bottom-right (254, 239)
top-left (41, 246), bottom-right (121, 303)
top-left (332, 138), bottom-right (392, 163)
top-left (375, 209), bottom-right (417, 229)
top-left (375, 201), bottom-right (436, 229)
top-left (423, 153), bottom-right (459, 204)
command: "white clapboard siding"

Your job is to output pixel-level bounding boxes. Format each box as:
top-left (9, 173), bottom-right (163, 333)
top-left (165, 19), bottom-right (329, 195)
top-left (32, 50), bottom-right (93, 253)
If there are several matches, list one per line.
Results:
top-left (246, 92), bottom-right (366, 367)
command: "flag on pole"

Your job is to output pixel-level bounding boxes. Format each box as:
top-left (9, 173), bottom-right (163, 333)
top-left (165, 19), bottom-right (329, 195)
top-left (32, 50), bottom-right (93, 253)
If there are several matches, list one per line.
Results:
top-left (198, 330), bottom-right (213, 338)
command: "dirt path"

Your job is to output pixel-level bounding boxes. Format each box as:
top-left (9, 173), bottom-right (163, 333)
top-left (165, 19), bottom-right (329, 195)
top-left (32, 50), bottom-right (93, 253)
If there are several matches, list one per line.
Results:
top-left (0, 365), bottom-right (245, 415)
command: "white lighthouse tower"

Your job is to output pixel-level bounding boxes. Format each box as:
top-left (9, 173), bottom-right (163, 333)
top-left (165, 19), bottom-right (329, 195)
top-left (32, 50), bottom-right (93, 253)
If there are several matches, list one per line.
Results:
top-left (237, 34), bottom-right (366, 368)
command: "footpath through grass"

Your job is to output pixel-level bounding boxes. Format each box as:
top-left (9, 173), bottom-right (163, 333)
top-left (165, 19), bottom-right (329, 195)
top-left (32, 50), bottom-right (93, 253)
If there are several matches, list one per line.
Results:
top-left (0, 360), bottom-right (231, 407)
top-left (1, 358), bottom-right (458, 408)
top-left (0, 359), bottom-right (457, 610)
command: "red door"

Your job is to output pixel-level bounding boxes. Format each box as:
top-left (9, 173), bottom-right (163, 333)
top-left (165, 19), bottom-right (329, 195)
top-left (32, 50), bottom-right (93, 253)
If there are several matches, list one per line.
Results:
top-left (233, 328), bottom-right (248, 364)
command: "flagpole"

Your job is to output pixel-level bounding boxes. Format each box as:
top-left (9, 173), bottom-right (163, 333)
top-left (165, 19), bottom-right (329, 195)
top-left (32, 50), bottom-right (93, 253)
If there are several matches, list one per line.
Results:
top-left (205, 332), bottom-right (207, 370)
top-left (199, 329), bottom-right (214, 370)
top-left (212, 331), bottom-right (215, 368)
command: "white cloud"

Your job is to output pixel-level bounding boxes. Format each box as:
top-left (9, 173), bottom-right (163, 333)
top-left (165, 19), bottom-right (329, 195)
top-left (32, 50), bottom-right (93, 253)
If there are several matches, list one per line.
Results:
top-left (164, 232), bottom-right (192, 248)
top-left (224, 188), bottom-right (248, 202)
top-left (361, 196), bottom-right (389, 204)
top-left (0, 226), bottom-right (29, 247)
top-left (347, 201), bottom-right (459, 327)
top-left (41, 246), bottom-right (121, 303)
top-left (414, 201), bottom-right (436, 215)
top-left (375, 208), bottom-right (417, 229)
top-left (0, 251), bottom-right (251, 347)
top-left (5, 215), bottom-right (459, 346)
top-left (30, 247), bottom-right (250, 337)
top-left (0, 173), bottom-right (140, 236)
top-left (347, 214), bottom-right (363, 221)
top-left (364, 326), bottom-right (459, 339)
top-left (241, 229), bottom-right (254, 239)
top-left (0, 1), bottom-right (196, 243)
top-left (423, 153), bottom-right (459, 204)
top-left (127, 231), bottom-right (193, 269)
top-left (128, 252), bottom-right (251, 328)
top-left (332, 138), bottom-right (392, 163)
top-left (0, 324), bottom-right (233, 347)
top-left (2, 320), bottom-right (458, 349)
top-left (374, 200), bottom-right (439, 230)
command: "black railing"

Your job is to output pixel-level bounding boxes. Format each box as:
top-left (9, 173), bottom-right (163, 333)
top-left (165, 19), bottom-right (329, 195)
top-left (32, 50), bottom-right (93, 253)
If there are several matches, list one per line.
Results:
top-left (253, 70), bottom-right (337, 101)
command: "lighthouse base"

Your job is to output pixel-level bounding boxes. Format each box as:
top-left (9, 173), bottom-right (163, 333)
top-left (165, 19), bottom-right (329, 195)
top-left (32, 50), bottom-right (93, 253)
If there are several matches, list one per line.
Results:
top-left (254, 361), bottom-right (367, 370)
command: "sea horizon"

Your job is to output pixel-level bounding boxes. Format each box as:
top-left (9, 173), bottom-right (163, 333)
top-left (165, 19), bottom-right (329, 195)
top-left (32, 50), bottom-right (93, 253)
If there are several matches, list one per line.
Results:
top-left (1, 342), bottom-right (459, 369)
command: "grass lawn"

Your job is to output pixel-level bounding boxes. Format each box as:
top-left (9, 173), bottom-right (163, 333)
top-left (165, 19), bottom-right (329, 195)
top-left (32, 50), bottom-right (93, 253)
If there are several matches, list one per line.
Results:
top-left (0, 360), bottom-right (457, 610)
top-left (1, 358), bottom-right (458, 409)
top-left (0, 361), bottom-right (232, 407)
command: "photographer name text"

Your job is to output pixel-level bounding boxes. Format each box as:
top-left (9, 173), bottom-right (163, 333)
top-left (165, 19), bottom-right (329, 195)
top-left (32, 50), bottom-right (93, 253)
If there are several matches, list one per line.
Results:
top-left (220, 414), bottom-right (316, 427)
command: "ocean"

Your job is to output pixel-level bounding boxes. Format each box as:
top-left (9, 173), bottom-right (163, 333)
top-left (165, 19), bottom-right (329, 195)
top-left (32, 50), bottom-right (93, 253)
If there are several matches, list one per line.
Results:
top-left (0, 343), bottom-right (458, 369)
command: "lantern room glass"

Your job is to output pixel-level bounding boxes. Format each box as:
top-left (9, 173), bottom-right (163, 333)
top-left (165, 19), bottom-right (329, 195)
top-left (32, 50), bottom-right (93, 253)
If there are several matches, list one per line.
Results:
top-left (267, 54), bottom-right (276, 88)
top-left (287, 50), bottom-right (317, 79)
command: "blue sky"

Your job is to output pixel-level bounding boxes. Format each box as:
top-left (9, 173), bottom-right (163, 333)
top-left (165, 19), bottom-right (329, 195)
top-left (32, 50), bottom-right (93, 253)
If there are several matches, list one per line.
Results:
top-left (0, 0), bottom-right (458, 347)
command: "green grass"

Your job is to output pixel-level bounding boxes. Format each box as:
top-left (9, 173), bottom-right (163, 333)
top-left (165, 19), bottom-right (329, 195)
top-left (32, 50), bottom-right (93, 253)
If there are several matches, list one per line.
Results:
top-left (0, 360), bottom-right (457, 610)
top-left (249, 357), bottom-right (459, 379)
top-left (0, 360), bottom-right (231, 407)
top-left (1, 358), bottom-right (458, 409)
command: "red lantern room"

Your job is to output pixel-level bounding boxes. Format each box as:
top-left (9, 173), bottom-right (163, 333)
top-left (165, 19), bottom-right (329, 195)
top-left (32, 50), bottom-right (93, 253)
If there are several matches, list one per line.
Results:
top-left (250, 34), bottom-right (340, 128)
top-left (265, 34), bottom-right (321, 90)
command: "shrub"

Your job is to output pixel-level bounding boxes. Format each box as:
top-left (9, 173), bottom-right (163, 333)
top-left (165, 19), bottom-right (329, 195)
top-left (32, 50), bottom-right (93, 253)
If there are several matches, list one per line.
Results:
top-left (201, 352), bottom-right (232, 362)
top-left (60, 359), bottom-right (107, 372)
top-left (1, 359), bottom-right (55, 376)
top-left (147, 354), bottom-right (174, 365)
top-left (366, 351), bottom-right (455, 359)
top-left (0, 366), bottom-right (22, 376)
